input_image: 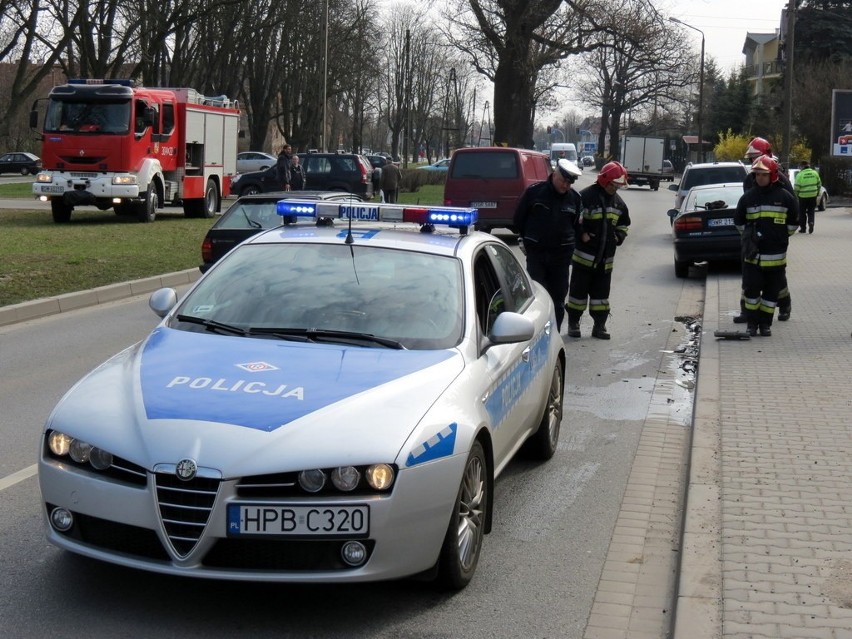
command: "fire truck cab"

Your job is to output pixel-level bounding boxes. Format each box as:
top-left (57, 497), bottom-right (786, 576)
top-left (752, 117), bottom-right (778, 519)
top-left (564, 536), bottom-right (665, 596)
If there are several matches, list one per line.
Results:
top-left (31, 79), bottom-right (240, 223)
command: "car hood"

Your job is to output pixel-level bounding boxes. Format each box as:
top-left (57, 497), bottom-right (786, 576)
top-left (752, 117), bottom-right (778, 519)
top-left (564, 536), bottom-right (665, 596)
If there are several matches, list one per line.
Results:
top-left (48, 328), bottom-right (464, 475)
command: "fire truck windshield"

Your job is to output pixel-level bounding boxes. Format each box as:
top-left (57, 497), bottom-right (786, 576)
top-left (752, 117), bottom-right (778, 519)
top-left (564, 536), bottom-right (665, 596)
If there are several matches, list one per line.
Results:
top-left (45, 100), bottom-right (131, 134)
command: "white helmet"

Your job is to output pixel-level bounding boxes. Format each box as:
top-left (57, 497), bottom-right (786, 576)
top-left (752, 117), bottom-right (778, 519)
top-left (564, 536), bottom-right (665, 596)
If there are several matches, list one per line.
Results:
top-left (556, 158), bottom-right (582, 180)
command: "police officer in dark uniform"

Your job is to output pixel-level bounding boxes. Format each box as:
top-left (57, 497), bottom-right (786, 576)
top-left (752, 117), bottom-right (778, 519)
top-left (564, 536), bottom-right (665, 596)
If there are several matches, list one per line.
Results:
top-left (513, 158), bottom-right (583, 331)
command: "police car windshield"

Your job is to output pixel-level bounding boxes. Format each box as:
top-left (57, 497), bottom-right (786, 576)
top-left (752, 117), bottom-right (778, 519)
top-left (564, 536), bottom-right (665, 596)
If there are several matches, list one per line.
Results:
top-left (175, 242), bottom-right (464, 350)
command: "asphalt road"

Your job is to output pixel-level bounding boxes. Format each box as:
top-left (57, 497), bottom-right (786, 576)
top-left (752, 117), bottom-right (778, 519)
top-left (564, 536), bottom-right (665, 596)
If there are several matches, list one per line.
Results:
top-left (0, 174), bottom-right (700, 638)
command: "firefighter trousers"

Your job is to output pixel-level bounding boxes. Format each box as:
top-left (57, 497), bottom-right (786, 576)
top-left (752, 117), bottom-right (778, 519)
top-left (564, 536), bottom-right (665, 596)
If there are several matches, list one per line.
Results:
top-left (742, 263), bottom-right (786, 326)
top-left (566, 263), bottom-right (612, 324)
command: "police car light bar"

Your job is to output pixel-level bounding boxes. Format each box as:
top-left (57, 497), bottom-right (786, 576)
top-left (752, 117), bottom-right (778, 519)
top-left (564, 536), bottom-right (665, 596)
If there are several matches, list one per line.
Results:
top-left (68, 78), bottom-right (136, 87)
top-left (276, 200), bottom-right (478, 231)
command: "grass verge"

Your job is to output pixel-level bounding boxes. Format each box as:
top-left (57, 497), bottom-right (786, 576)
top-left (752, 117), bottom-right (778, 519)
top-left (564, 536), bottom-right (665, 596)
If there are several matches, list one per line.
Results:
top-left (0, 183), bottom-right (444, 307)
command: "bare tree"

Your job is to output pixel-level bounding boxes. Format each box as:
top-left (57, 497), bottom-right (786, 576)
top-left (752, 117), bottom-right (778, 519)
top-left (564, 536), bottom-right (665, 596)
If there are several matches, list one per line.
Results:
top-left (573, 1), bottom-right (692, 158)
top-left (441, 0), bottom-right (610, 148)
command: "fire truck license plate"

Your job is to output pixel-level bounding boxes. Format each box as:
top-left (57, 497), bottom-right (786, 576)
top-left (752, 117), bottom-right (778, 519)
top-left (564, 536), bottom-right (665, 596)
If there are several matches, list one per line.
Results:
top-left (227, 504), bottom-right (369, 537)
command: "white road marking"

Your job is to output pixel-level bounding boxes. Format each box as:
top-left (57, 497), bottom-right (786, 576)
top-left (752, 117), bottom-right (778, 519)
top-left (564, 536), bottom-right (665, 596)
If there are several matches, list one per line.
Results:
top-left (0, 464), bottom-right (37, 491)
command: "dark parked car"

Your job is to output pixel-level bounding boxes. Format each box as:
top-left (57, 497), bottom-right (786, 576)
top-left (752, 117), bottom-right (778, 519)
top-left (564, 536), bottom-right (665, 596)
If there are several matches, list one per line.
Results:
top-left (302, 152), bottom-right (375, 199)
top-left (668, 182), bottom-right (744, 278)
top-left (0, 151), bottom-right (41, 175)
top-left (200, 191), bottom-right (364, 272)
top-left (231, 153), bottom-right (375, 199)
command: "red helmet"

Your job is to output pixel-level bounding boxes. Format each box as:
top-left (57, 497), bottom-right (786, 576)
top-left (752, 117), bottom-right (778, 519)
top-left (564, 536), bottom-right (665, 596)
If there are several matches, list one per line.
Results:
top-left (750, 155), bottom-right (779, 183)
top-left (597, 161), bottom-right (628, 188)
top-left (744, 137), bottom-right (772, 159)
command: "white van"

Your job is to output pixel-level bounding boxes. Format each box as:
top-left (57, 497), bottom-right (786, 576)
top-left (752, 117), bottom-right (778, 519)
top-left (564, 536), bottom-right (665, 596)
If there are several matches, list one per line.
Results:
top-left (549, 143), bottom-right (581, 171)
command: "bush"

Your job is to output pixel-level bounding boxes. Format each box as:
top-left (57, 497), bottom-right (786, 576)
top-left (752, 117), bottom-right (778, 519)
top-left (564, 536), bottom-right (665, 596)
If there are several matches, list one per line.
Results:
top-left (400, 167), bottom-right (446, 193)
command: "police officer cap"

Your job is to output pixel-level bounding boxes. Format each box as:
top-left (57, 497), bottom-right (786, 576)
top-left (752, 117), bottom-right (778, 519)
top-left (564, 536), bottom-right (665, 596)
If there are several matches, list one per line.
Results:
top-left (557, 158), bottom-right (582, 180)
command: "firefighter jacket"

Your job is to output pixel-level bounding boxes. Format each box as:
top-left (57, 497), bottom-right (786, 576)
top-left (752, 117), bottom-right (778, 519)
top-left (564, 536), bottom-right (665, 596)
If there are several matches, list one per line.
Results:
top-left (794, 167), bottom-right (821, 199)
top-left (735, 181), bottom-right (799, 268)
top-left (571, 183), bottom-right (631, 271)
top-left (513, 177), bottom-right (582, 251)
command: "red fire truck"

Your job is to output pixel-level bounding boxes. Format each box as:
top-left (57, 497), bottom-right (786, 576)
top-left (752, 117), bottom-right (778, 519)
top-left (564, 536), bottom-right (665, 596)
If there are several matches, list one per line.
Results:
top-left (31, 79), bottom-right (241, 223)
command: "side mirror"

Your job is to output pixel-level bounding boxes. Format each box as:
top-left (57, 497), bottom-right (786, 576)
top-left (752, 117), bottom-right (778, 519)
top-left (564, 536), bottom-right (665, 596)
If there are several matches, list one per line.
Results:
top-left (487, 311), bottom-right (535, 345)
top-left (667, 209), bottom-right (679, 224)
top-left (149, 287), bottom-right (178, 318)
top-left (668, 183), bottom-right (679, 192)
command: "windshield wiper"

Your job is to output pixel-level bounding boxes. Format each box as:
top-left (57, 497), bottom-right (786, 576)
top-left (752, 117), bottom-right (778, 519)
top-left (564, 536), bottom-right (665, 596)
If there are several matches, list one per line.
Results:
top-left (241, 210), bottom-right (263, 228)
top-left (176, 314), bottom-right (249, 336)
top-left (251, 327), bottom-right (405, 349)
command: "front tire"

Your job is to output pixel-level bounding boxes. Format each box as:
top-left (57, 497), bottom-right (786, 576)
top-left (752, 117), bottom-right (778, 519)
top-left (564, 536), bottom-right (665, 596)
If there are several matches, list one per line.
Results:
top-left (20, 167), bottom-right (30, 176)
top-left (436, 441), bottom-right (489, 590)
top-left (51, 198), bottom-right (72, 223)
top-left (525, 363), bottom-right (564, 460)
top-left (818, 194), bottom-right (827, 212)
top-left (136, 188), bottom-right (157, 223)
top-left (240, 184), bottom-right (261, 197)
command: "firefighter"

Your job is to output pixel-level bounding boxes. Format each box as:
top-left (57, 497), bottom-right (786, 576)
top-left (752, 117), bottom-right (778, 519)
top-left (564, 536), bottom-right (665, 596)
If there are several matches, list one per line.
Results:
top-left (734, 156), bottom-right (799, 337)
top-left (513, 158), bottom-right (583, 331)
top-left (734, 137), bottom-right (795, 323)
top-left (565, 161), bottom-right (631, 339)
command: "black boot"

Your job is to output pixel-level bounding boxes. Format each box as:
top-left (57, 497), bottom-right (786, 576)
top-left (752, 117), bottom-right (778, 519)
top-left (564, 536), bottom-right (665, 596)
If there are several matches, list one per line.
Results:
top-left (733, 313), bottom-right (747, 324)
top-left (759, 324), bottom-right (772, 337)
top-left (747, 323), bottom-right (758, 337)
top-left (567, 321), bottom-right (581, 338)
top-left (778, 305), bottom-right (791, 322)
top-left (591, 321), bottom-right (610, 340)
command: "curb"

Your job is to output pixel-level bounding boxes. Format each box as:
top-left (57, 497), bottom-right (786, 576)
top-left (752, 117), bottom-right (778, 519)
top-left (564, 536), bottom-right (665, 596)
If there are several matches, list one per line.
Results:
top-left (672, 274), bottom-right (723, 638)
top-left (0, 268), bottom-right (201, 327)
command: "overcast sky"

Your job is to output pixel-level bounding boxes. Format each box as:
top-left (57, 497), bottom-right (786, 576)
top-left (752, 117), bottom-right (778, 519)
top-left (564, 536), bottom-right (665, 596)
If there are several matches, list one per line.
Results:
top-left (662, 0), bottom-right (788, 72)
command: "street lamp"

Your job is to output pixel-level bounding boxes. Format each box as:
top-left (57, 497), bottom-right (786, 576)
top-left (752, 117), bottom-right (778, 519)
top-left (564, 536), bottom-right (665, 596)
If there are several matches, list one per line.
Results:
top-left (322, 0), bottom-right (329, 152)
top-left (670, 17), bottom-right (705, 162)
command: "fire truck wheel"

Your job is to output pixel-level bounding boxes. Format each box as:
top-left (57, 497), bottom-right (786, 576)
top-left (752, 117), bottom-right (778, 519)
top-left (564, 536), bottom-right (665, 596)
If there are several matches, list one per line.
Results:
top-left (51, 199), bottom-right (72, 223)
top-left (137, 189), bottom-right (157, 223)
top-left (201, 179), bottom-right (219, 218)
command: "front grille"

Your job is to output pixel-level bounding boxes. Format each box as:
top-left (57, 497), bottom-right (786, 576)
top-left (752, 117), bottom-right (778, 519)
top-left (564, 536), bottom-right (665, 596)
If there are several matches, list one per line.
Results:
top-left (51, 506), bottom-right (170, 562)
top-left (203, 538), bottom-right (375, 571)
top-left (155, 474), bottom-right (220, 557)
top-left (61, 157), bottom-right (107, 166)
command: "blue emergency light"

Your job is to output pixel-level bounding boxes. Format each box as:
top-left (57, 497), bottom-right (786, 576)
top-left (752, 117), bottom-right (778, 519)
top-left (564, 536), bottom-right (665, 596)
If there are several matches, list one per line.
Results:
top-left (276, 200), bottom-right (478, 230)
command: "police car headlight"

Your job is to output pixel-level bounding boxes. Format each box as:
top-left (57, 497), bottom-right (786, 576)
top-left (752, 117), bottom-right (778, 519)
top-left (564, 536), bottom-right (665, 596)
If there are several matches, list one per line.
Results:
top-left (89, 447), bottom-right (114, 470)
top-left (47, 430), bottom-right (114, 471)
top-left (36, 173), bottom-right (53, 183)
top-left (298, 469), bottom-right (326, 493)
top-left (48, 431), bottom-right (72, 456)
top-left (331, 466), bottom-right (360, 492)
top-left (112, 175), bottom-right (137, 185)
top-left (365, 464), bottom-right (395, 491)
top-left (68, 439), bottom-right (93, 463)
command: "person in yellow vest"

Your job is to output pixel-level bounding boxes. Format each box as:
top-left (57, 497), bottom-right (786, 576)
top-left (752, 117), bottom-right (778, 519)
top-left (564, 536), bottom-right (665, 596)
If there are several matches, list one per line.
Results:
top-left (793, 161), bottom-right (822, 234)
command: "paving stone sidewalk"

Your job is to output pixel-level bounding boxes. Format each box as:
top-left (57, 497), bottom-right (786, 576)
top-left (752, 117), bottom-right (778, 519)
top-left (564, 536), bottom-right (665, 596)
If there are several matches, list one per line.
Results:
top-left (675, 205), bottom-right (852, 639)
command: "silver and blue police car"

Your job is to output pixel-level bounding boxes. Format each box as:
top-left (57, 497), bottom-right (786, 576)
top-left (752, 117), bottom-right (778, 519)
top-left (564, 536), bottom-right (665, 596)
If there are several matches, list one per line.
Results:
top-left (38, 200), bottom-right (566, 589)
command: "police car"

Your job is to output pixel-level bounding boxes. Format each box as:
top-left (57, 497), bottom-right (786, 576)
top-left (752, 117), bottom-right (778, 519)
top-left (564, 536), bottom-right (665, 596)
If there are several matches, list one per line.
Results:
top-left (38, 200), bottom-right (566, 590)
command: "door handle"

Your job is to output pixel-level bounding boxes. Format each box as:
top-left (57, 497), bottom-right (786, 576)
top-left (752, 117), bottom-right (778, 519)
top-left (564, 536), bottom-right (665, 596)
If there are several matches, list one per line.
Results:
top-left (522, 347), bottom-right (530, 363)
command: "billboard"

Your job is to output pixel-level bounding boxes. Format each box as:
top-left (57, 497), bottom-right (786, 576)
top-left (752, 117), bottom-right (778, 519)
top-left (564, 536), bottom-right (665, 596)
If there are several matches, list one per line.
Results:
top-left (830, 89), bottom-right (852, 157)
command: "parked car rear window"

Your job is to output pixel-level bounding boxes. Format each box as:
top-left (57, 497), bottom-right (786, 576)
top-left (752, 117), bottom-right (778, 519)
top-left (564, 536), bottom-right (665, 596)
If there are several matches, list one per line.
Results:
top-left (682, 166), bottom-right (748, 190)
top-left (450, 152), bottom-right (519, 179)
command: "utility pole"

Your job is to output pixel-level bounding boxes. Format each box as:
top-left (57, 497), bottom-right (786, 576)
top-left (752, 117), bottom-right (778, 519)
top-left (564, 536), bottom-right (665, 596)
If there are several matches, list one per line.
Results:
top-left (782, 0), bottom-right (796, 168)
